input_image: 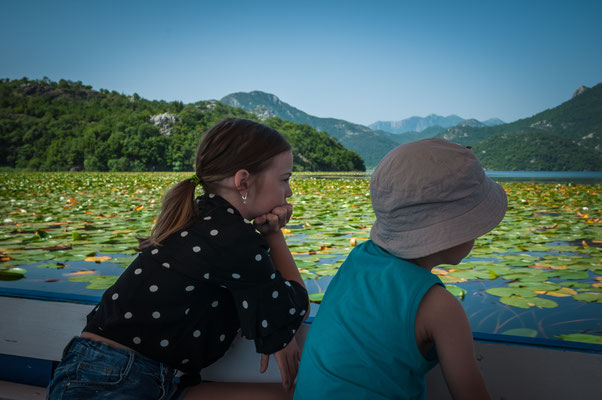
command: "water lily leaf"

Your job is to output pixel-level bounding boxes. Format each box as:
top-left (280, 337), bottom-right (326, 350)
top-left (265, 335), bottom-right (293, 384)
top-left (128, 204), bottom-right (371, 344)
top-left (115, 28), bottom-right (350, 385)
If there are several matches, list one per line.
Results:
top-left (544, 287), bottom-right (578, 297)
top-left (446, 285), bottom-right (466, 300)
top-left (0, 266), bottom-right (27, 280)
top-left (507, 282), bottom-right (561, 291)
top-left (573, 292), bottom-right (602, 303)
top-left (309, 292), bottom-right (325, 304)
top-left (527, 297), bottom-right (558, 308)
top-left (557, 334), bottom-right (602, 345)
top-left (502, 328), bottom-right (538, 337)
top-left (549, 270), bottom-right (589, 280)
top-left (487, 287), bottom-right (538, 298)
top-left (500, 296), bottom-right (532, 308)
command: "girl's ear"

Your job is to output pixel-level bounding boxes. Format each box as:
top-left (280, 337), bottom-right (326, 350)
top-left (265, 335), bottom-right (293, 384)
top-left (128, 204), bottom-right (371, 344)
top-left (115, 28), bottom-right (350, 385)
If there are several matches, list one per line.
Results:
top-left (233, 169), bottom-right (250, 191)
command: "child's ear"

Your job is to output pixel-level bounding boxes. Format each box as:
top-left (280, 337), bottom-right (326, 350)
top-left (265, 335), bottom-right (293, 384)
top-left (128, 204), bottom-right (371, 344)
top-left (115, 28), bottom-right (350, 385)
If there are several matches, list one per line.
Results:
top-left (233, 169), bottom-right (250, 191)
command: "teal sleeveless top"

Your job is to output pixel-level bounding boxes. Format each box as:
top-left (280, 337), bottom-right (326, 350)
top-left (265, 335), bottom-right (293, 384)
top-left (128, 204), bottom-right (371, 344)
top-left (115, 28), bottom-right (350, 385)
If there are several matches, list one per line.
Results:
top-left (294, 240), bottom-right (443, 400)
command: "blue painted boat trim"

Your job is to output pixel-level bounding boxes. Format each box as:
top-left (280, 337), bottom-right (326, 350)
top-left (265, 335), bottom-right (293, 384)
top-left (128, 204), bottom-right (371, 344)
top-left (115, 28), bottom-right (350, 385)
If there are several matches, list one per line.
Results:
top-left (473, 331), bottom-right (602, 354)
top-left (0, 287), bottom-right (101, 305)
top-left (0, 353), bottom-right (54, 387)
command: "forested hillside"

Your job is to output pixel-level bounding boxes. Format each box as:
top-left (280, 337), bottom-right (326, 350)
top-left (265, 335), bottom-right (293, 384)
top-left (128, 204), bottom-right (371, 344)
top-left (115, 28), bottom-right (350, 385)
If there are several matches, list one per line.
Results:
top-left (436, 83), bottom-right (602, 170)
top-left (0, 78), bottom-right (365, 172)
top-left (221, 91), bottom-right (399, 167)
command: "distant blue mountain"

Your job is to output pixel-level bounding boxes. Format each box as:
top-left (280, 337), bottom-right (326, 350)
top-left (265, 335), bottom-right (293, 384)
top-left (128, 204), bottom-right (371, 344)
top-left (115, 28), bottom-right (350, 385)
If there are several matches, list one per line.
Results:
top-left (370, 114), bottom-right (505, 134)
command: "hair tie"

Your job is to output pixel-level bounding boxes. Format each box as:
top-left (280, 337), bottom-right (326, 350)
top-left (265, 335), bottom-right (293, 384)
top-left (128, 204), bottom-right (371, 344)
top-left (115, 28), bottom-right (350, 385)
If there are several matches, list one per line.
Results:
top-left (189, 174), bottom-right (201, 186)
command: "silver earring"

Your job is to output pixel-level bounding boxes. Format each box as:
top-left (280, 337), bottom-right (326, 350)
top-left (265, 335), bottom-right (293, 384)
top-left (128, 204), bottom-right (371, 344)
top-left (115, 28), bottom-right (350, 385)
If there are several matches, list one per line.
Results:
top-left (242, 192), bottom-right (247, 204)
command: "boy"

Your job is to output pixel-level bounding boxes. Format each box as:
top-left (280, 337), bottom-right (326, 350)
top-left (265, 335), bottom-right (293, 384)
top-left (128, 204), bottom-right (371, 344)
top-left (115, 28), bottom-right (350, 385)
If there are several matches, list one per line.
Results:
top-left (294, 139), bottom-right (506, 399)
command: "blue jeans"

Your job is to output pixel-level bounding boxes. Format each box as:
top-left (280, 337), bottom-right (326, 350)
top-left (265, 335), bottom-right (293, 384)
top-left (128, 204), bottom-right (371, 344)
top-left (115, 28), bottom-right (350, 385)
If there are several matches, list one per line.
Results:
top-left (46, 337), bottom-right (180, 399)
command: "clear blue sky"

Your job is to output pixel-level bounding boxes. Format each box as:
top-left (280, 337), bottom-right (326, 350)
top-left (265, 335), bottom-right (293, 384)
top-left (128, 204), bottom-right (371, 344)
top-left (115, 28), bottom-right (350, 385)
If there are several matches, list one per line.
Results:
top-left (2, 0), bottom-right (601, 125)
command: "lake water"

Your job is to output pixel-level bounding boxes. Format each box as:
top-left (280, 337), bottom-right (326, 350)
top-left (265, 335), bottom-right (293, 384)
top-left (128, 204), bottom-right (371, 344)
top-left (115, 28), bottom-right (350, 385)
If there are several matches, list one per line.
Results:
top-left (1, 171), bottom-right (600, 348)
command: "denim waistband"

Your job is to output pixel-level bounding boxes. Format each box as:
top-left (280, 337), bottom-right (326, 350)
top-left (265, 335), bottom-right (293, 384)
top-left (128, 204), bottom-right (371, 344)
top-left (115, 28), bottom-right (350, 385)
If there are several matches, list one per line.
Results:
top-left (65, 336), bottom-right (177, 379)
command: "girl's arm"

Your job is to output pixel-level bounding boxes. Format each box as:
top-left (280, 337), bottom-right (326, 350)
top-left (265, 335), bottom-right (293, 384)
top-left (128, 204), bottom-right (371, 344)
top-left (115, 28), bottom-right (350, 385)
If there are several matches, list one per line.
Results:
top-left (416, 285), bottom-right (490, 400)
top-left (264, 230), bottom-right (305, 288)
top-left (254, 204), bottom-right (305, 289)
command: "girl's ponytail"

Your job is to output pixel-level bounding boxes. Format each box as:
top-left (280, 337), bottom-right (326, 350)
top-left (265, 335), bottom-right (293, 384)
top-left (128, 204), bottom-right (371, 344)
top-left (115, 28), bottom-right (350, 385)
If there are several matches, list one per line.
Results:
top-left (138, 178), bottom-right (199, 248)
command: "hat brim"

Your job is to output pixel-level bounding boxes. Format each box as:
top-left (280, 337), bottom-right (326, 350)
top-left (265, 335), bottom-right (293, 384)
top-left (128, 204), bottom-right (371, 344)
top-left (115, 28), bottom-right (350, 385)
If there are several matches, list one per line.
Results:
top-left (370, 176), bottom-right (508, 259)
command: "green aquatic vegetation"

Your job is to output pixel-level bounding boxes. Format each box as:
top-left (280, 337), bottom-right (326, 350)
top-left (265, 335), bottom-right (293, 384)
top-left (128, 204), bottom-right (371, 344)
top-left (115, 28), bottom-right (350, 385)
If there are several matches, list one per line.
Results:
top-left (1, 174), bottom-right (601, 330)
top-left (557, 334), bottom-right (602, 345)
top-left (0, 266), bottom-right (26, 281)
top-left (502, 328), bottom-right (538, 337)
top-left (67, 274), bottom-right (119, 289)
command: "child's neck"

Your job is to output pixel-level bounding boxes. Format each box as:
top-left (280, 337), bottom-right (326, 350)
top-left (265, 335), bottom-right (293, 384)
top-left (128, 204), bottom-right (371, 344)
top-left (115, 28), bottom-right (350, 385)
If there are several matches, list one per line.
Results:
top-left (407, 255), bottom-right (439, 272)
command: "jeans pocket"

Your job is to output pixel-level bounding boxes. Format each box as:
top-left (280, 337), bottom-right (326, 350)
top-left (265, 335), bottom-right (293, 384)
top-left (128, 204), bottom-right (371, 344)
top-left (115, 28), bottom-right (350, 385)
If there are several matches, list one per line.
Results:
top-left (74, 361), bottom-right (121, 385)
top-left (68, 353), bottom-right (133, 390)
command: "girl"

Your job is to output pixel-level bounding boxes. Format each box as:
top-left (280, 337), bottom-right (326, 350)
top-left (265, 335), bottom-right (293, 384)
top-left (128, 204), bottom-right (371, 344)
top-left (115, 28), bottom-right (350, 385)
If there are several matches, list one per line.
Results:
top-left (294, 139), bottom-right (506, 400)
top-left (47, 118), bottom-right (310, 400)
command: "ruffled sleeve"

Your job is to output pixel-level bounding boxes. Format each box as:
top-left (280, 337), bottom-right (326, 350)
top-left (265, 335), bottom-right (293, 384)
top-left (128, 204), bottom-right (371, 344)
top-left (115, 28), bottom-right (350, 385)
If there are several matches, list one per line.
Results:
top-left (188, 201), bottom-right (308, 354)
top-left (211, 228), bottom-right (308, 354)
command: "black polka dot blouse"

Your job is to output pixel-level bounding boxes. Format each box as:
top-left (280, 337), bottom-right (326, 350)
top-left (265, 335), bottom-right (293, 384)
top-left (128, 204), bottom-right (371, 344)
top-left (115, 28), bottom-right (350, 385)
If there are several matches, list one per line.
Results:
top-left (84, 193), bottom-right (309, 374)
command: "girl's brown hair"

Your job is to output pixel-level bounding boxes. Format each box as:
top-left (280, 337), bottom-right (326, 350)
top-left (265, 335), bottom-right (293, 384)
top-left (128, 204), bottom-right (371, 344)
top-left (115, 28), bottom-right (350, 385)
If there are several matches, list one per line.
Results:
top-left (139, 118), bottom-right (291, 248)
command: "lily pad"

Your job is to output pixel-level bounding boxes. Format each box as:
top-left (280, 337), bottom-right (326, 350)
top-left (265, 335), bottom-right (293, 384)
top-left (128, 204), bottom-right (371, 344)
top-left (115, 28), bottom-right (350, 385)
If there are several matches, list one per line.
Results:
top-left (502, 328), bottom-right (538, 337)
top-left (557, 333), bottom-right (602, 345)
top-left (308, 292), bottom-right (325, 304)
top-left (0, 266), bottom-right (27, 281)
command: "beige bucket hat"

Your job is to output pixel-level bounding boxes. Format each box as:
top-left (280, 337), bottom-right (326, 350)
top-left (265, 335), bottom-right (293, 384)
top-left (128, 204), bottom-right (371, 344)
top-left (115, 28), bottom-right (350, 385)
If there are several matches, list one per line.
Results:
top-left (370, 138), bottom-right (507, 259)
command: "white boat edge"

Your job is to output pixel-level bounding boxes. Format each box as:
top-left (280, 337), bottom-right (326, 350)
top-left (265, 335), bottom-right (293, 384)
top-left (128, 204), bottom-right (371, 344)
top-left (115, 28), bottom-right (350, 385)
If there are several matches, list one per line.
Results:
top-left (1, 295), bottom-right (601, 399)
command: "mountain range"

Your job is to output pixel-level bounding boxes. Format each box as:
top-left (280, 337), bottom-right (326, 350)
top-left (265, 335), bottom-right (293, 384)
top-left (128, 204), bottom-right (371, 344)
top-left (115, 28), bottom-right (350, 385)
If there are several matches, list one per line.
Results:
top-left (221, 85), bottom-right (601, 170)
top-left (369, 115), bottom-right (504, 134)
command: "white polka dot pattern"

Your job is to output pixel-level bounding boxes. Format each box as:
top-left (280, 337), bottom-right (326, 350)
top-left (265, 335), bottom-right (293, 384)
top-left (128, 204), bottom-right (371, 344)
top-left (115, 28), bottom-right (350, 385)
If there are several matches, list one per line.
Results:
top-left (86, 194), bottom-right (308, 370)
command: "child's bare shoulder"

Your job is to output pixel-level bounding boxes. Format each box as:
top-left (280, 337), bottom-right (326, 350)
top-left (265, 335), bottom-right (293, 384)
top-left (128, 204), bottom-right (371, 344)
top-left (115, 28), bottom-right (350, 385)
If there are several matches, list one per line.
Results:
top-left (419, 284), bottom-right (466, 325)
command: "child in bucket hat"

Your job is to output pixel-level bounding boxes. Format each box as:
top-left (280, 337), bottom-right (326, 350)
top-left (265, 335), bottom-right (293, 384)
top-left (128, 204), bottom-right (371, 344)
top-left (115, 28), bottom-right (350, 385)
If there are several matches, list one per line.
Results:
top-left (295, 139), bottom-right (506, 400)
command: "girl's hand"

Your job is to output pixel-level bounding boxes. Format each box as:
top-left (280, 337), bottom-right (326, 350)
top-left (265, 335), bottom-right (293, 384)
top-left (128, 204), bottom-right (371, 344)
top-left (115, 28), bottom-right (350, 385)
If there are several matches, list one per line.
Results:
top-left (259, 339), bottom-right (301, 392)
top-left (253, 203), bottom-right (293, 236)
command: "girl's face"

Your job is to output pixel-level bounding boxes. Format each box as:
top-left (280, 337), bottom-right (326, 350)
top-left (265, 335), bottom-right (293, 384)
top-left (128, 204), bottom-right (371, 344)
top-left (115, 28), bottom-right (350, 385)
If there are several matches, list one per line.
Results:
top-left (247, 150), bottom-right (293, 218)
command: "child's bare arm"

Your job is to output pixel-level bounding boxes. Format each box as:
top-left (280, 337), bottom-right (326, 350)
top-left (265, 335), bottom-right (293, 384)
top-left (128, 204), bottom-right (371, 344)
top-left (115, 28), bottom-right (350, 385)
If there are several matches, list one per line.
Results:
top-left (418, 285), bottom-right (490, 400)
